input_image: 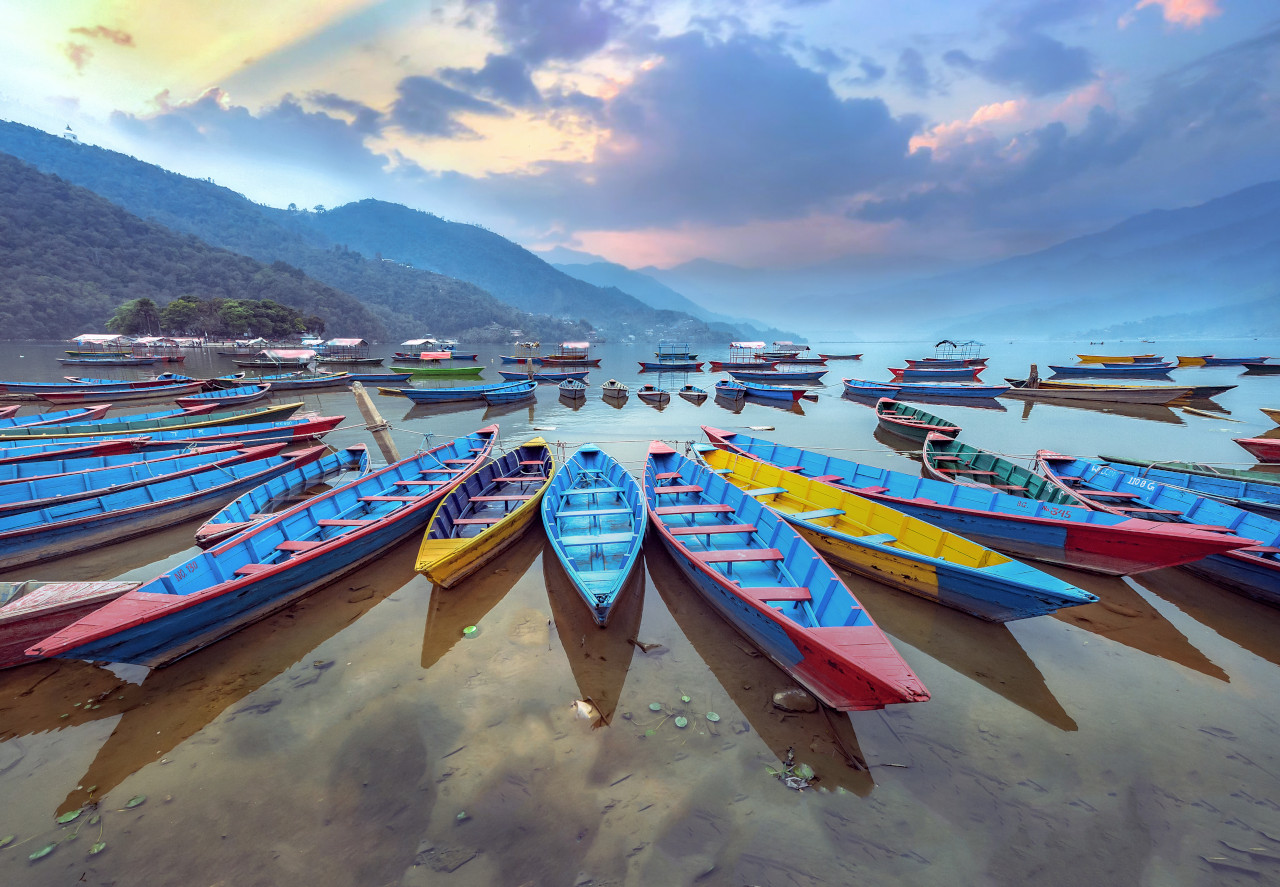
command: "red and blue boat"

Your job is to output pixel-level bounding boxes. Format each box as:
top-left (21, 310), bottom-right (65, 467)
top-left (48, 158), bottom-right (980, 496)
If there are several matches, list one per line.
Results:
top-left (727, 368), bottom-right (827, 382)
top-left (842, 378), bottom-right (900, 398)
top-left (0, 405), bottom-right (114, 429)
top-left (701, 427), bottom-right (1251, 576)
top-left (1048, 363), bottom-right (1174, 376)
top-left (889, 365), bottom-right (984, 382)
top-left (175, 383), bottom-right (271, 408)
top-left (851, 378), bottom-right (1008, 399)
top-left (1036, 453), bottom-right (1280, 606)
top-left (28, 427), bottom-right (497, 667)
top-left (645, 442), bottom-right (929, 711)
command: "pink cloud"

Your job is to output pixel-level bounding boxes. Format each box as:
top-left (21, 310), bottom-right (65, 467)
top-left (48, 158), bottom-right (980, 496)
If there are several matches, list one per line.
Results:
top-left (62, 43), bottom-right (92, 73)
top-left (1122, 0), bottom-right (1222, 29)
top-left (69, 25), bottom-right (135, 47)
top-left (910, 100), bottom-right (1026, 155)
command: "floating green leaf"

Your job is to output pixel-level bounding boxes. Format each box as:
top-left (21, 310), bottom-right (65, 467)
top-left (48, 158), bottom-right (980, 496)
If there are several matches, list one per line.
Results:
top-left (28, 843), bottom-right (56, 861)
top-left (0, 835), bottom-right (14, 849)
top-left (706, 712), bottom-right (720, 722)
top-left (674, 716), bottom-right (688, 728)
top-left (680, 695), bottom-right (691, 704)
top-left (88, 815), bottom-right (100, 826)
top-left (124, 795), bottom-right (146, 809)
top-left (794, 763), bottom-right (815, 780)
top-left (648, 702), bottom-right (662, 711)
top-left (56, 810), bottom-right (81, 824)
top-left (90, 842), bottom-right (106, 855)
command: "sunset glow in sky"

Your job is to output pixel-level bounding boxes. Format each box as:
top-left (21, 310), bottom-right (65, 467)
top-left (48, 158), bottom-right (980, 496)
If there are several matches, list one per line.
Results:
top-left (2, 0), bottom-right (1277, 271)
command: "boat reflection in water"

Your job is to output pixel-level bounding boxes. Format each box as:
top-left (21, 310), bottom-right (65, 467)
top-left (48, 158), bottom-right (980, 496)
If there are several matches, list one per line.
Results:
top-left (1015, 398), bottom-right (1183, 426)
top-left (836, 566), bottom-right (1077, 733)
top-left (874, 425), bottom-right (927, 458)
top-left (42, 537), bottom-right (422, 816)
top-left (544, 539), bottom-right (644, 728)
top-left (645, 541), bottom-right (875, 794)
top-left (896, 394), bottom-right (1007, 414)
top-left (420, 529), bottom-right (543, 671)
top-left (1037, 564), bottom-right (1226, 682)
top-left (712, 393), bottom-right (745, 414)
top-left (1128, 568), bottom-right (1280, 670)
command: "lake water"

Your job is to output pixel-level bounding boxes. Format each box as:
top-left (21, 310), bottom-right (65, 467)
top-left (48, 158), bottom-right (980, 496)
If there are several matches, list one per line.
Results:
top-left (2, 338), bottom-right (1279, 886)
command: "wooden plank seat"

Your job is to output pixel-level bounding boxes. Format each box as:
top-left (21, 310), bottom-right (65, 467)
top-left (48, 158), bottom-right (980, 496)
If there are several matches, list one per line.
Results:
top-left (395, 479), bottom-right (446, 486)
top-left (655, 485), bottom-right (704, 495)
top-left (472, 494), bottom-right (536, 502)
top-left (854, 486), bottom-right (889, 494)
top-left (563, 486), bottom-right (623, 497)
top-left (277, 540), bottom-right (325, 552)
top-left (519, 460), bottom-right (545, 466)
top-left (494, 476), bottom-right (546, 483)
top-left (655, 504), bottom-right (734, 515)
top-left (444, 458), bottom-right (474, 464)
top-left (738, 585), bottom-right (812, 603)
top-left (694, 548), bottom-right (784, 564)
top-left (779, 465), bottom-right (804, 470)
top-left (360, 495), bottom-right (420, 502)
top-left (1246, 546), bottom-right (1280, 554)
top-left (318, 518), bottom-right (376, 527)
top-left (743, 486), bottom-right (787, 497)
top-left (668, 523), bottom-right (756, 536)
top-left (930, 454), bottom-right (962, 462)
top-left (792, 508), bottom-right (845, 520)
top-left (558, 507), bottom-right (633, 518)
top-left (711, 468), bottom-right (733, 474)
top-left (419, 468), bottom-right (463, 475)
top-left (654, 471), bottom-right (683, 480)
top-left (454, 516), bottom-right (504, 525)
top-left (859, 533), bottom-right (897, 545)
top-left (558, 532), bottom-right (635, 546)
top-left (234, 563), bottom-right (276, 576)
top-left (812, 474), bottom-right (843, 482)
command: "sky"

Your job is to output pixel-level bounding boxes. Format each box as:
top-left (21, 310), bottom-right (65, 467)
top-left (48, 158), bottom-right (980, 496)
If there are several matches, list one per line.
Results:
top-left (2, 0), bottom-right (1278, 273)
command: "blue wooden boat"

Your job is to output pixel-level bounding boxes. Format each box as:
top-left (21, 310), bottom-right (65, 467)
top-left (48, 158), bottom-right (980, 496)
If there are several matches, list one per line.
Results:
top-left (57, 356), bottom-right (161, 366)
top-left (559, 379), bottom-right (588, 399)
top-left (0, 405), bottom-right (113, 429)
top-left (28, 427), bottom-right (498, 666)
top-left (175, 384), bottom-right (271, 408)
top-left (739, 380), bottom-right (807, 402)
top-left (209, 371), bottom-right (297, 389)
top-left (637, 384), bottom-right (670, 405)
top-left (0, 443), bottom-right (285, 517)
top-left (727, 368), bottom-right (827, 382)
top-left (0, 402), bottom-right (304, 441)
top-left (401, 380), bottom-right (529, 404)
top-left (0, 438), bottom-right (149, 466)
top-left (646, 442), bottom-right (928, 710)
top-left (0, 441), bottom-right (236, 485)
top-left (1048, 363), bottom-right (1174, 376)
top-left (861, 379), bottom-right (1008, 399)
top-left (484, 380), bottom-right (537, 403)
top-left (842, 378), bottom-right (901, 398)
top-left (889, 365), bottom-right (984, 382)
top-left (57, 404), bottom-right (214, 426)
top-left (655, 343), bottom-right (698, 360)
top-left (540, 444), bottom-right (645, 625)
top-left (0, 414), bottom-right (344, 454)
top-left (700, 426), bottom-right (1251, 576)
top-left (210, 372), bottom-right (348, 391)
top-left (1097, 459), bottom-right (1280, 519)
top-left (416, 438), bottom-right (555, 587)
top-left (695, 443), bottom-right (1097, 623)
top-left (1203, 356), bottom-right (1270, 366)
top-left (638, 360), bottom-right (703, 371)
top-left (0, 376), bottom-right (188, 395)
top-left (714, 379), bottom-right (746, 399)
top-left (498, 368), bottom-right (589, 382)
top-left (1038, 453), bottom-right (1280, 606)
top-left (38, 380), bottom-right (208, 404)
top-left (195, 445), bottom-right (371, 547)
top-left (0, 443), bottom-right (326, 572)
top-left (678, 384), bottom-right (708, 403)
top-left (344, 372), bottom-right (412, 384)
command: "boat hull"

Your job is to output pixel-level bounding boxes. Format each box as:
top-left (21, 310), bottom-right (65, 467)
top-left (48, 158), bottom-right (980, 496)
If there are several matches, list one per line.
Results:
top-left (728, 369), bottom-right (827, 382)
top-left (1236, 438), bottom-right (1280, 464)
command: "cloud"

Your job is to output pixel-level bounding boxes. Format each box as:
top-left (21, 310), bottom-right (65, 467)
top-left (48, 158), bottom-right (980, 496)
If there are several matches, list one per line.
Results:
top-left (974, 32), bottom-right (1095, 96)
top-left (489, 0), bottom-right (622, 64)
top-left (388, 75), bottom-right (510, 138)
top-left (308, 93), bottom-right (384, 135)
top-left (62, 43), bottom-right (92, 73)
top-left (896, 47), bottom-right (932, 96)
top-left (448, 31), bottom-right (922, 230)
top-left (69, 25), bottom-right (135, 47)
top-left (440, 54), bottom-right (543, 108)
top-left (1122, 0), bottom-right (1222, 29)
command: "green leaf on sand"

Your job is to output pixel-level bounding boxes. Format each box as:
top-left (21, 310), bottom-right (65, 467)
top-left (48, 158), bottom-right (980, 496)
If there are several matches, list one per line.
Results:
top-left (56, 810), bottom-right (81, 824)
top-left (28, 843), bottom-right (56, 861)
top-left (90, 842), bottom-right (107, 855)
top-left (125, 795), bottom-right (146, 809)
top-left (0, 835), bottom-right (14, 849)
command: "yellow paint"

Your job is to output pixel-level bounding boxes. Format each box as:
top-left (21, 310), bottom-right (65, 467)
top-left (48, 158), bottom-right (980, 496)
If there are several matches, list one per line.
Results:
top-left (415, 438), bottom-right (553, 587)
top-left (701, 448), bottom-right (1016, 601)
top-left (1074, 354), bottom-right (1157, 363)
top-left (1261, 407), bottom-right (1280, 426)
top-left (1177, 356), bottom-right (1210, 366)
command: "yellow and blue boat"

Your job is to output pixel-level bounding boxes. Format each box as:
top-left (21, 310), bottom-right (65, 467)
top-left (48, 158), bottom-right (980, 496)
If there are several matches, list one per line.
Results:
top-left (416, 437), bottom-right (554, 587)
top-left (695, 444), bottom-right (1098, 622)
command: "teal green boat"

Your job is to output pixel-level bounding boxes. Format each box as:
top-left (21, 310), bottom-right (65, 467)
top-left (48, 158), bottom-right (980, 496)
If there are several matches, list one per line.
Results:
top-left (389, 365), bottom-right (484, 378)
top-left (921, 433), bottom-right (1078, 503)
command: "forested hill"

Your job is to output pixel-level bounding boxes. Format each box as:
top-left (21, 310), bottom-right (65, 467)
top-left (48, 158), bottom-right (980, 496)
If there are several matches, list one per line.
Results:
top-left (0, 152), bottom-right (386, 339)
top-left (0, 120), bottom-right (742, 341)
top-left (0, 121), bottom-right (591, 342)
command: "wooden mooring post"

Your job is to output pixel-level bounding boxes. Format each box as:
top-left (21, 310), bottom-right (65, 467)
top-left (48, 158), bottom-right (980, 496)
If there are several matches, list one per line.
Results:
top-left (350, 382), bottom-right (401, 463)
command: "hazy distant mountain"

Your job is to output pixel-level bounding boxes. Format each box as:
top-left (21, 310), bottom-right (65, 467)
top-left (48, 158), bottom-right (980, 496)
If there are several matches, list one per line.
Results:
top-left (534, 245), bottom-right (610, 265)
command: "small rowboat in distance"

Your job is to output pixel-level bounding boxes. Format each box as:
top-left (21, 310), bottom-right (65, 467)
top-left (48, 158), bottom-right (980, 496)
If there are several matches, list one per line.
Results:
top-left (843, 378), bottom-right (900, 398)
top-left (484, 380), bottom-right (537, 404)
top-left (700, 426), bottom-right (1253, 576)
top-left (637, 384), bottom-right (670, 406)
top-left (391, 364), bottom-right (485, 378)
top-left (903, 357), bottom-right (987, 368)
top-left (647, 442), bottom-right (928, 710)
top-left (1076, 354), bottom-right (1158, 364)
top-left (401, 380), bottom-right (527, 404)
top-left (601, 379), bottom-right (629, 399)
top-left (0, 438), bottom-right (148, 466)
top-left (195, 445), bottom-right (371, 547)
top-left (0, 406), bottom-right (15, 420)
top-left (875, 398), bottom-right (960, 442)
top-left (1000, 380), bottom-right (1191, 406)
top-left (1, 580), bottom-right (143, 669)
top-left (1203, 356), bottom-right (1270, 366)
top-left (727, 368), bottom-right (827, 382)
top-left (1026, 379), bottom-right (1234, 400)
top-left (697, 443), bottom-right (1097, 622)
top-left (344, 372), bottom-right (412, 385)
top-left (1177, 355), bottom-right (1212, 366)
top-left (559, 379), bottom-right (588, 400)
top-left (541, 444), bottom-right (645, 625)
top-left (417, 438), bottom-right (554, 587)
top-left (639, 360), bottom-right (703, 371)
top-left (1243, 362), bottom-right (1280, 376)
top-left (37, 380), bottom-right (208, 404)
top-left (28, 427), bottom-right (498, 667)
top-left (1235, 437), bottom-right (1280, 464)
top-left (497, 368), bottom-right (588, 383)
top-left (175, 384), bottom-right (271, 408)
top-left (1048, 363), bottom-right (1174, 377)
top-left (678, 384), bottom-right (708, 404)
top-left (872, 380), bottom-right (1008, 399)
top-left (740, 380), bottom-right (807, 402)
top-left (1036, 453), bottom-right (1280, 606)
top-left (57, 356), bottom-right (161, 367)
top-left (817, 353), bottom-right (862, 360)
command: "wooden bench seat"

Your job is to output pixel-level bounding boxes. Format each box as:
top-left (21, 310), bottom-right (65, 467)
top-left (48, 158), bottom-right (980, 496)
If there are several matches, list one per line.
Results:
top-left (360, 495), bottom-right (420, 502)
top-left (738, 585), bottom-right (812, 603)
top-left (558, 507), bottom-right (632, 518)
top-left (472, 494), bottom-right (536, 502)
top-left (743, 486), bottom-right (787, 497)
top-left (277, 540), bottom-right (324, 552)
top-left (563, 486), bottom-right (623, 497)
top-left (654, 471), bottom-right (683, 480)
top-left (318, 518), bottom-right (375, 527)
top-left (859, 533), bottom-right (897, 545)
top-left (559, 532), bottom-right (635, 547)
top-left (792, 508), bottom-right (845, 520)
top-left (234, 563), bottom-right (276, 576)
top-left (812, 474), bottom-right (843, 482)
top-left (494, 476), bottom-right (546, 483)
top-left (655, 504), bottom-right (734, 515)
top-left (453, 516), bottom-right (503, 525)
top-left (655, 485), bottom-right (704, 495)
top-left (694, 548), bottom-right (784, 564)
top-left (1084, 490), bottom-right (1141, 499)
top-left (668, 523), bottom-right (756, 536)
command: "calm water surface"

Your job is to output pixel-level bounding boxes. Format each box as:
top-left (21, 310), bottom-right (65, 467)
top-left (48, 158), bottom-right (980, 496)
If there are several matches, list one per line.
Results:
top-left (2, 338), bottom-right (1279, 886)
